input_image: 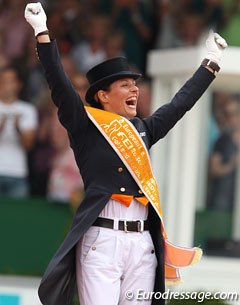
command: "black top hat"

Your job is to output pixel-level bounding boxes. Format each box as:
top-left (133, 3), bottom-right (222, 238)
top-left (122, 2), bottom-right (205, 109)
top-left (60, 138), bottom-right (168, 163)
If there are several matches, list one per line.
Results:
top-left (85, 57), bottom-right (141, 106)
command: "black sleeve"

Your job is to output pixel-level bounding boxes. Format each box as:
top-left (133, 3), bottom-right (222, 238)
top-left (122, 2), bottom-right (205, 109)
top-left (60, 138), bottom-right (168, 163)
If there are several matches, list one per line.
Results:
top-left (143, 66), bottom-right (215, 147)
top-left (37, 40), bottom-right (89, 150)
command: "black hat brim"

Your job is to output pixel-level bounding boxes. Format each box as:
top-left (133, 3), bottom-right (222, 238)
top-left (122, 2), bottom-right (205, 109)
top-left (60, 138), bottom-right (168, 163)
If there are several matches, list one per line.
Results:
top-left (85, 71), bottom-right (141, 105)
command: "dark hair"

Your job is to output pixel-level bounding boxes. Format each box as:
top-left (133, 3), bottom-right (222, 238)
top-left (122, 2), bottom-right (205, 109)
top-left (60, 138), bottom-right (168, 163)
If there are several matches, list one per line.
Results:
top-left (91, 83), bottom-right (112, 109)
top-left (0, 65), bottom-right (21, 80)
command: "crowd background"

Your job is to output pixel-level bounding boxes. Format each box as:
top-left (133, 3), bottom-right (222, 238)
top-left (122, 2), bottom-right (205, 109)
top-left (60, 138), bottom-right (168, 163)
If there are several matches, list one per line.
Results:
top-left (0, 0), bottom-right (240, 212)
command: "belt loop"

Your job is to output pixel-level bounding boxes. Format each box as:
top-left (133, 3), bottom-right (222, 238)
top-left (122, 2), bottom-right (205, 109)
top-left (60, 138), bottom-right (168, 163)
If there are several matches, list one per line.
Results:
top-left (113, 218), bottom-right (118, 230)
top-left (137, 220), bottom-right (144, 233)
top-left (124, 220), bottom-right (130, 232)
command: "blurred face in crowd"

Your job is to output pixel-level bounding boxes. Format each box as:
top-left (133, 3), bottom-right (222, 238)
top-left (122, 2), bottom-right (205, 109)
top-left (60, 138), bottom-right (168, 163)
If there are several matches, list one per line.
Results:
top-left (137, 80), bottom-right (152, 119)
top-left (105, 32), bottom-right (124, 59)
top-left (87, 15), bottom-right (109, 43)
top-left (0, 68), bottom-right (21, 102)
top-left (178, 13), bottom-right (204, 46)
top-left (97, 78), bottom-right (139, 119)
top-left (224, 99), bottom-right (240, 131)
top-left (72, 73), bottom-right (88, 104)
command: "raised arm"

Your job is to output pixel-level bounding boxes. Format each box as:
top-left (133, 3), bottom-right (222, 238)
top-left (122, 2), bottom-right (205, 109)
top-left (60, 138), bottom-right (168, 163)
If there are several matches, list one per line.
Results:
top-left (24, 3), bottom-right (89, 136)
top-left (144, 31), bottom-right (228, 147)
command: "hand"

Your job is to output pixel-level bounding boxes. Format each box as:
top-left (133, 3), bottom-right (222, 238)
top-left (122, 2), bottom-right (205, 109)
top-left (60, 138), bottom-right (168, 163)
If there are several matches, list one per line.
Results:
top-left (205, 30), bottom-right (228, 65)
top-left (14, 114), bottom-right (21, 134)
top-left (24, 2), bottom-right (48, 36)
top-left (0, 115), bottom-right (7, 133)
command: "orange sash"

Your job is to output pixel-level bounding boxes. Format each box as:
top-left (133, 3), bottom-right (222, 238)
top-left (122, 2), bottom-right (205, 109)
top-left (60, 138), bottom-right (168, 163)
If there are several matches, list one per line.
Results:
top-left (85, 106), bottom-right (202, 285)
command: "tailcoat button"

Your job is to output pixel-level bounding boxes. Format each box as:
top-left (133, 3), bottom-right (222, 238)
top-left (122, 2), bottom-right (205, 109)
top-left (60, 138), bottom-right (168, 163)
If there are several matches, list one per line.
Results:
top-left (118, 167), bottom-right (123, 173)
top-left (120, 187), bottom-right (126, 192)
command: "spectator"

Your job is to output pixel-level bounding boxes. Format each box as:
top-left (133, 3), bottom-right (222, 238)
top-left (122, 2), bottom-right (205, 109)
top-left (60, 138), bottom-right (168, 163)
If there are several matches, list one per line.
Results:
top-left (207, 97), bottom-right (240, 212)
top-left (28, 90), bottom-right (56, 197)
top-left (0, 0), bottom-right (31, 62)
top-left (136, 78), bottom-right (152, 119)
top-left (208, 91), bottom-right (230, 153)
top-left (71, 71), bottom-right (89, 104)
top-left (60, 53), bottom-right (77, 79)
top-left (197, 0), bottom-right (224, 30)
top-left (98, 0), bottom-right (153, 73)
top-left (174, 12), bottom-right (206, 47)
top-left (0, 32), bottom-right (9, 69)
top-left (46, 8), bottom-right (72, 54)
top-left (24, 34), bottom-right (48, 103)
top-left (57, 0), bottom-right (86, 46)
top-left (154, 0), bottom-right (179, 49)
top-left (105, 31), bottom-right (125, 59)
top-left (0, 65), bottom-right (38, 197)
top-left (154, 0), bottom-right (224, 50)
top-left (47, 114), bottom-right (84, 205)
top-left (71, 14), bottom-right (109, 72)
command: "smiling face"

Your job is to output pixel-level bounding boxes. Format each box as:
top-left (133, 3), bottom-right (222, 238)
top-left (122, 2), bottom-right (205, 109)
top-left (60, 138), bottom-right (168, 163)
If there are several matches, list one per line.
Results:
top-left (97, 78), bottom-right (139, 119)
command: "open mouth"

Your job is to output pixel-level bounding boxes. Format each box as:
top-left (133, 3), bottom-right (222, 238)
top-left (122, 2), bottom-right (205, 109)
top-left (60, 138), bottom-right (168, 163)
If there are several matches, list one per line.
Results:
top-left (126, 97), bottom-right (137, 108)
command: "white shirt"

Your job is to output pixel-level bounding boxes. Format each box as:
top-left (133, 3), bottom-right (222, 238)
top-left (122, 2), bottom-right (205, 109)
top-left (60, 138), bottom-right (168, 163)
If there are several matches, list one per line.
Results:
top-left (99, 198), bottom-right (148, 221)
top-left (71, 41), bottom-right (106, 72)
top-left (0, 100), bottom-right (38, 177)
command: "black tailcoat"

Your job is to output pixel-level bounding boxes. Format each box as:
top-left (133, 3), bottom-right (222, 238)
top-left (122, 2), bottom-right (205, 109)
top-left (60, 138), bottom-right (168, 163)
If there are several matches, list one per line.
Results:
top-left (37, 40), bottom-right (215, 305)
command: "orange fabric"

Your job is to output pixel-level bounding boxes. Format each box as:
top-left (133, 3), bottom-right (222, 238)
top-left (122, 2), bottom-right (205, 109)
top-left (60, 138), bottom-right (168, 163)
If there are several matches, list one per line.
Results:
top-left (111, 194), bottom-right (149, 207)
top-left (135, 196), bottom-right (149, 206)
top-left (85, 106), bottom-right (202, 284)
top-left (111, 194), bottom-right (133, 207)
top-left (165, 240), bottom-right (196, 267)
top-left (165, 264), bottom-right (180, 280)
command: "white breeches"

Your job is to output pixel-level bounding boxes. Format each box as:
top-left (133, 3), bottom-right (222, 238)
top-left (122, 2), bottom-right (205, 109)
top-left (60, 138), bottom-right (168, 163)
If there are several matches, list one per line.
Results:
top-left (76, 226), bottom-right (157, 305)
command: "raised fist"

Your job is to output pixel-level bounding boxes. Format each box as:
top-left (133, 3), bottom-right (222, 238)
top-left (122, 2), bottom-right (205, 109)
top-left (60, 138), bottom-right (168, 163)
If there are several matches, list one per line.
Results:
top-left (205, 30), bottom-right (228, 65)
top-left (24, 2), bottom-right (48, 36)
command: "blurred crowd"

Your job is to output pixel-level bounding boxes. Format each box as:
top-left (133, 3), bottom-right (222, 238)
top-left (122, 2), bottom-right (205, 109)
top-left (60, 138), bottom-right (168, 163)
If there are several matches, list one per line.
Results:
top-left (207, 92), bottom-right (240, 213)
top-left (1, 0), bottom-right (240, 208)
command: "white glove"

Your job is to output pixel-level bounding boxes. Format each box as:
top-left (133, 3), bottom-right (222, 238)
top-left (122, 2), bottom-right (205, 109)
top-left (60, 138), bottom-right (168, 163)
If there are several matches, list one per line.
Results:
top-left (205, 30), bottom-right (228, 65)
top-left (24, 2), bottom-right (48, 36)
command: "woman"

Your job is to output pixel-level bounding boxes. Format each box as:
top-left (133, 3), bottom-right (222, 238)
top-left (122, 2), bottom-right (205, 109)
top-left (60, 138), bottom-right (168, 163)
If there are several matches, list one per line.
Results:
top-left (25, 3), bottom-right (227, 305)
